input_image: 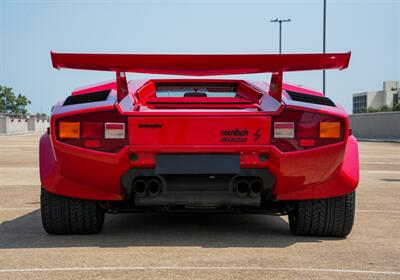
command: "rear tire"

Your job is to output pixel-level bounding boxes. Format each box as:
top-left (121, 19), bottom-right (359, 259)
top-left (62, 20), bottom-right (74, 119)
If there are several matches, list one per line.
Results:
top-left (40, 187), bottom-right (105, 234)
top-left (288, 192), bottom-right (355, 237)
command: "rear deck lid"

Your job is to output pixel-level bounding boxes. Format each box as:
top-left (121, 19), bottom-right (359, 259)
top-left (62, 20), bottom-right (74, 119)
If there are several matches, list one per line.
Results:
top-left (129, 115), bottom-right (270, 145)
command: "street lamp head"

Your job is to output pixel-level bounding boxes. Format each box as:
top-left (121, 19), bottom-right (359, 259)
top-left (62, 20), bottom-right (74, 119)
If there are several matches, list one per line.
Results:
top-left (270, 18), bottom-right (291, 23)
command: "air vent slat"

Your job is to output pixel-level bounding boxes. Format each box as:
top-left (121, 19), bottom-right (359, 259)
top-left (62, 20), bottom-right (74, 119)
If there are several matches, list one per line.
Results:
top-left (286, 90), bottom-right (335, 107)
top-left (63, 90), bottom-right (111, 106)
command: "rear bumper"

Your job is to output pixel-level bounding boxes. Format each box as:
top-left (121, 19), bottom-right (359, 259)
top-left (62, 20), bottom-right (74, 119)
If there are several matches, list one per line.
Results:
top-left (40, 134), bottom-right (359, 202)
top-left (273, 135), bottom-right (359, 200)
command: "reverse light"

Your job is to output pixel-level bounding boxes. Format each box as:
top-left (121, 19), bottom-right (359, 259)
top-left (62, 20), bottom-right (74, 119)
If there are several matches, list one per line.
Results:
top-left (105, 123), bottom-right (125, 139)
top-left (274, 122), bottom-right (294, 138)
top-left (320, 122), bottom-right (341, 138)
top-left (59, 122), bottom-right (80, 139)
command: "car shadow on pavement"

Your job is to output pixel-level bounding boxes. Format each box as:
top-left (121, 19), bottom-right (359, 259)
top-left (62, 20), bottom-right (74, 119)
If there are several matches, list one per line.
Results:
top-left (0, 210), bottom-right (343, 249)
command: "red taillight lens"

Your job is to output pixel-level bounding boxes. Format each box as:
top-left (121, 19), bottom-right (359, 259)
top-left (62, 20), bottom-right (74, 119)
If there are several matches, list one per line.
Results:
top-left (56, 111), bottom-right (128, 153)
top-left (271, 110), bottom-right (344, 152)
top-left (84, 139), bottom-right (101, 148)
top-left (82, 122), bottom-right (103, 139)
top-left (299, 139), bottom-right (316, 147)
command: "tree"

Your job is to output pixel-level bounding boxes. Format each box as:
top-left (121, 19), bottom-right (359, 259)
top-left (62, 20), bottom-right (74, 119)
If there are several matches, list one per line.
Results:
top-left (35, 112), bottom-right (48, 117)
top-left (380, 105), bottom-right (390, 112)
top-left (0, 85), bottom-right (31, 114)
top-left (367, 106), bottom-right (379, 113)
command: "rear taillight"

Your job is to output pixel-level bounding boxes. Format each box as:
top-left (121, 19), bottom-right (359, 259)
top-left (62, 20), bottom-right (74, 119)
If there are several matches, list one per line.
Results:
top-left (105, 123), bottom-right (125, 139)
top-left (319, 122), bottom-right (341, 138)
top-left (59, 122), bottom-right (80, 139)
top-left (82, 122), bottom-right (102, 139)
top-left (271, 110), bottom-right (344, 152)
top-left (56, 111), bottom-right (128, 153)
top-left (274, 122), bottom-right (295, 138)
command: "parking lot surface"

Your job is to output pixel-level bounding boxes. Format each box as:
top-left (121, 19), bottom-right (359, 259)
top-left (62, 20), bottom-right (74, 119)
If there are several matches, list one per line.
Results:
top-left (0, 133), bottom-right (399, 279)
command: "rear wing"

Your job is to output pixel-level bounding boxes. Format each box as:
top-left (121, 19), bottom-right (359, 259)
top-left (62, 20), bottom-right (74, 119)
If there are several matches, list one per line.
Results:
top-left (51, 52), bottom-right (351, 101)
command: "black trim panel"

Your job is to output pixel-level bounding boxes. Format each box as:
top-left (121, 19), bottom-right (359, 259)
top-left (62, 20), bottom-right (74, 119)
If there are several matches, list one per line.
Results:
top-left (286, 90), bottom-right (336, 107)
top-left (63, 90), bottom-right (111, 106)
top-left (155, 154), bottom-right (240, 174)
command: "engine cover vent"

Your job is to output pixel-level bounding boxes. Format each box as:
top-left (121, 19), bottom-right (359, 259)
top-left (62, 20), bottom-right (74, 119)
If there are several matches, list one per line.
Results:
top-left (63, 90), bottom-right (111, 106)
top-left (286, 90), bottom-right (336, 107)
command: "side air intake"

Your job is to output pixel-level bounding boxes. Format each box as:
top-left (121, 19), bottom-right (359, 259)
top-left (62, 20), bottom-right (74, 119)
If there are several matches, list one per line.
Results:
top-left (286, 90), bottom-right (336, 107)
top-left (63, 90), bottom-right (111, 106)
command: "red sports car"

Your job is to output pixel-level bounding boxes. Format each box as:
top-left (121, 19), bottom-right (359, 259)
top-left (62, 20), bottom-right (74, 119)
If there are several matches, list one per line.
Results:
top-left (40, 52), bottom-right (359, 236)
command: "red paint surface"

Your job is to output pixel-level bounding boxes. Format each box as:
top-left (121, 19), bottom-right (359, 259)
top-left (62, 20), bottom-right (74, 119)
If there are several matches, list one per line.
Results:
top-left (51, 52), bottom-right (350, 75)
top-left (40, 52), bottom-right (359, 201)
top-left (129, 116), bottom-right (270, 146)
top-left (72, 80), bottom-right (116, 95)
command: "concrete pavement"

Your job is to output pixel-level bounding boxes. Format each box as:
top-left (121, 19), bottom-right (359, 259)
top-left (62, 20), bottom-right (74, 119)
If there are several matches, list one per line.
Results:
top-left (0, 134), bottom-right (399, 279)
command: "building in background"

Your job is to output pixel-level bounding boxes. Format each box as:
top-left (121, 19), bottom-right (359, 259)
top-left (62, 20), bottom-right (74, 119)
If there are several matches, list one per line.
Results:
top-left (353, 81), bottom-right (399, 114)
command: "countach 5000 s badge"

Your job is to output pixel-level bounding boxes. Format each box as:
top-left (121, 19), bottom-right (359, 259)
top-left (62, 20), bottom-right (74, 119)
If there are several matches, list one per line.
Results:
top-left (220, 128), bottom-right (262, 143)
top-left (220, 128), bottom-right (249, 143)
top-left (138, 123), bottom-right (163, 129)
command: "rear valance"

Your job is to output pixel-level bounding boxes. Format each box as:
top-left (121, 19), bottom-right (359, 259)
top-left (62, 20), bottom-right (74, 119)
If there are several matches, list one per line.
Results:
top-left (50, 52), bottom-right (351, 102)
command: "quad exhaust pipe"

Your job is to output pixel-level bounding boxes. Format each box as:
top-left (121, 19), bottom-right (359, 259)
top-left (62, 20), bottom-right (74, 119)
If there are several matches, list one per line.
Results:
top-left (134, 176), bottom-right (262, 198)
top-left (249, 179), bottom-right (263, 197)
top-left (133, 177), bottom-right (162, 197)
top-left (147, 179), bottom-right (162, 197)
top-left (133, 179), bottom-right (147, 198)
top-left (235, 179), bottom-right (250, 197)
top-left (234, 177), bottom-right (263, 197)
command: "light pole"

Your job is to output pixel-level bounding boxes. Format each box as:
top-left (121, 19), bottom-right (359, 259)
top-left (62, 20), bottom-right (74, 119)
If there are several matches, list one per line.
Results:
top-left (323, 0), bottom-right (327, 95)
top-left (270, 18), bottom-right (291, 54)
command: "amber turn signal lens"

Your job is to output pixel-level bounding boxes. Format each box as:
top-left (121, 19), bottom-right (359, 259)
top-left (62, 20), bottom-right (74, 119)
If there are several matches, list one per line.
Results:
top-left (59, 122), bottom-right (80, 139)
top-left (319, 122), bottom-right (341, 138)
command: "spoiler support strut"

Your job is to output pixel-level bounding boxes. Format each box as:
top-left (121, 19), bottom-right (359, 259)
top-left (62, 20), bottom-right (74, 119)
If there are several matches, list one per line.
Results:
top-left (116, 71), bottom-right (129, 101)
top-left (269, 72), bottom-right (283, 102)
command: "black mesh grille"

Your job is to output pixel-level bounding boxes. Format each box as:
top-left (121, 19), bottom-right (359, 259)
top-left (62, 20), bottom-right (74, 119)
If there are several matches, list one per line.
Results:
top-left (286, 90), bottom-right (336, 107)
top-left (63, 90), bottom-right (111, 106)
top-left (162, 175), bottom-right (232, 192)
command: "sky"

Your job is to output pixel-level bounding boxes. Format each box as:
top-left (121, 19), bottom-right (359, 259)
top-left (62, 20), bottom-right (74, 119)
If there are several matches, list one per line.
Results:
top-left (1, 0), bottom-right (399, 114)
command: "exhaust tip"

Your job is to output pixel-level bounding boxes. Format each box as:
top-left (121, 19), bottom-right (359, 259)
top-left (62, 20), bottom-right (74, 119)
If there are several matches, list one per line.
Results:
top-left (147, 179), bottom-right (161, 196)
top-left (133, 179), bottom-right (147, 197)
top-left (250, 179), bottom-right (263, 196)
top-left (236, 179), bottom-right (250, 196)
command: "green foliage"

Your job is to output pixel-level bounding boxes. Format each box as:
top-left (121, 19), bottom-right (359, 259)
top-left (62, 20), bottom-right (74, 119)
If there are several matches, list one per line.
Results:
top-left (0, 85), bottom-right (31, 114)
top-left (367, 107), bottom-right (379, 113)
top-left (380, 105), bottom-right (390, 112)
top-left (365, 103), bottom-right (400, 113)
top-left (35, 112), bottom-right (48, 117)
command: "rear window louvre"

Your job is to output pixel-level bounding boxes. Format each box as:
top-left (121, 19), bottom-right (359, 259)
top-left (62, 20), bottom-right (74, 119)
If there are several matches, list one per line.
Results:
top-left (286, 90), bottom-right (336, 107)
top-left (63, 90), bottom-right (111, 106)
top-left (155, 83), bottom-right (237, 98)
top-left (146, 97), bottom-right (253, 104)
